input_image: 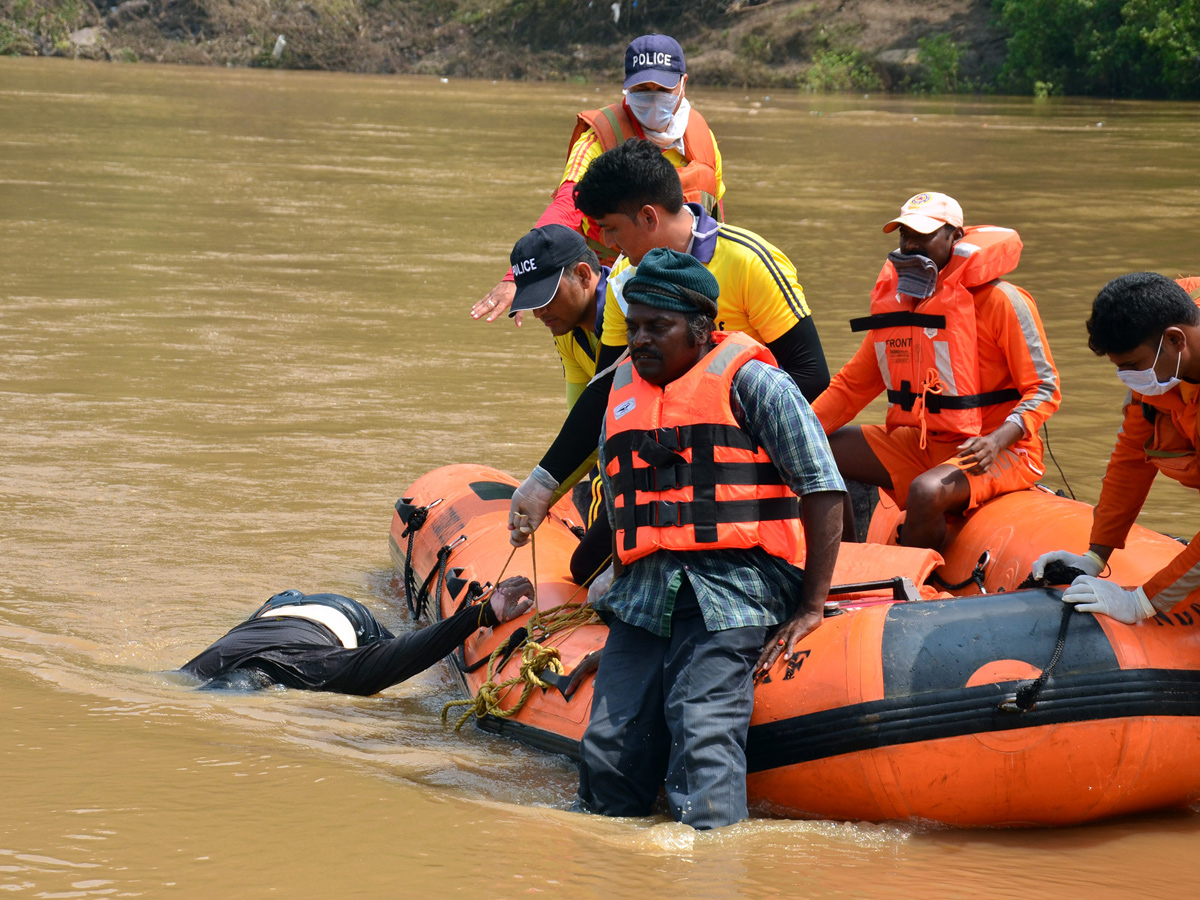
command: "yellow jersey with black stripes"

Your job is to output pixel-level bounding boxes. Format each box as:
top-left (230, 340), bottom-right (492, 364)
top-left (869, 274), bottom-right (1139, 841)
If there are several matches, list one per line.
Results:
top-left (551, 267), bottom-right (609, 409)
top-left (554, 328), bottom-right (601, 408)
top-left (600, 205), bottom-right (810, 350)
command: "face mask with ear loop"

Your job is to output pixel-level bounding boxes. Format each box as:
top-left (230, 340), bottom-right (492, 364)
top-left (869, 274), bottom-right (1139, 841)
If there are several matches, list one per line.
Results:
top-left (1117, 333), bottom-right (1182, 395)
top-left (624, 88), bottom-right (679, 132)
top-left (887, 251), bottom-right (939, 300)
top-left (624, 88), bottom-right (690, 148)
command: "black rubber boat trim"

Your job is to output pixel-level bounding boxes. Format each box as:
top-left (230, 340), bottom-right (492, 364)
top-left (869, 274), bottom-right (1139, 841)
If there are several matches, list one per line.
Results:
top-left (745, 667), bottom-right (1200, 773)
top-left (466, 669), bottom-right (1200, 769)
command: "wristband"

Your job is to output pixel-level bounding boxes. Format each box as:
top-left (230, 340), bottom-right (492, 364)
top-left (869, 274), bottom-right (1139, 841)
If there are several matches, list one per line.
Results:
top-left (477, 602), bottom-right (499, 629)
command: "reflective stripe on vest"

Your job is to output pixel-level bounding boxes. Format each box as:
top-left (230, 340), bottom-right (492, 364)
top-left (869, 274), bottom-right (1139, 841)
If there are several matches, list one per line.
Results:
top-left (856, 225), bottom-right (1025, 436)
top-left (603, 331), bottom-right (800, 565)
top-left (259, 604), bottom-right (359, 649)
top-left (569, 102), bottom-right (720, 217)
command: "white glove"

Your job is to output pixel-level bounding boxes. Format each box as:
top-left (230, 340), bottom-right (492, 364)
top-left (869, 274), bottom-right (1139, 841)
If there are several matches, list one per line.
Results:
top-left (508, 466), bottom-right (559, 547)
top-left (586, 564), bottom-right (614, 606)
top-left (1062, 576), bottom-right (1156, 624)
top-left (1031, 549), bottom-right (1105, 581)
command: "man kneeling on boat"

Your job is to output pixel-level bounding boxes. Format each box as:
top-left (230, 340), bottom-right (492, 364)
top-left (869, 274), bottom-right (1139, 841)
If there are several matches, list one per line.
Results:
top-left (811, 192), bottom-right (1061, 551)
top-left (575, 248), bottom-right (845, 830)
top-left (1035, 273), bottom-right (1200, 624)
top-left (179, 578), bottom-right (534, 695)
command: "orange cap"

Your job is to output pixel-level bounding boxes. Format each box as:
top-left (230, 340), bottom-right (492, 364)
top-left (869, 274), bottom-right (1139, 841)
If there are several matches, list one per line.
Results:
top-left (882, 192), bottom-right (964, 234)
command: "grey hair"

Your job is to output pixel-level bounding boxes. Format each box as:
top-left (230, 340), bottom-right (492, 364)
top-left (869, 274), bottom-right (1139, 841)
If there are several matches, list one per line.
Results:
top-left (685, 313), bottom-right (716, 347)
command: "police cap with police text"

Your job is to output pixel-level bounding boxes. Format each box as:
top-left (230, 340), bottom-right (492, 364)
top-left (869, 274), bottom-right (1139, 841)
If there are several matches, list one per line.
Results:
top-left (624, 34), bottom-right (686, 89)
top-left (508, 224), bottom-right (589, 316)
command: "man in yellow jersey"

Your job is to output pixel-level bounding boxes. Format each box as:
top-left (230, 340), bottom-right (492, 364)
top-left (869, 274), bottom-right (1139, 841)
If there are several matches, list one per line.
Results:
top-left (507, 224), bottom-right (609, 411)
top-left (471, 34), bottom-right (725, 325)
top-left (508, 139), bottom-right (828, 566)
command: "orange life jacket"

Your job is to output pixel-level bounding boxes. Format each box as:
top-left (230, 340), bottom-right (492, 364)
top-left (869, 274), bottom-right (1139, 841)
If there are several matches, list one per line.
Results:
top-left (849, 225), bottom-right (1026, 442)
top-left (569, 102), bottom-right (721, 262)
top-left (603, 331), bottom-right (801, 566)
top-left (1135, 277), bottom-right (1200, 487)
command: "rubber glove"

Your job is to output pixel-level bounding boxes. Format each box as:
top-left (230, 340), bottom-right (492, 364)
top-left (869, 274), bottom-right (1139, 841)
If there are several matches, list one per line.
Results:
top-left (586, 563), bottom-right (614, 606)
top-left (1031, 549), bottom-right (1104, 581)
top-left (487, 576), bottom-right (536, 624)
top-left (1062, 576), bottom-right (1156, 624)
top-left (509, 466), bottom-right (559, 547)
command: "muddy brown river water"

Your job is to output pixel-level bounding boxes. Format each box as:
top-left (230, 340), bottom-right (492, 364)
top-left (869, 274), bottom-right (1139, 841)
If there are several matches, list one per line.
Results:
top-left (2, 56), bottom-right (1200, 898)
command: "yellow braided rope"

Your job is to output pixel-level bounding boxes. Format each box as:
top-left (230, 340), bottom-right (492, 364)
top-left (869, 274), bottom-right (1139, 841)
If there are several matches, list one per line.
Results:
top-left (442, 641), bottom-right (565, 730)
top-left (440, 531), bottom-right (610, 730)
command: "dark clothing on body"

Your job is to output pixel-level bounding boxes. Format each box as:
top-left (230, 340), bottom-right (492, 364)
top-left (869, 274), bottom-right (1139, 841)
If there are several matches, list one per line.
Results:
top-left (180, 592), bottom-right (494, 696)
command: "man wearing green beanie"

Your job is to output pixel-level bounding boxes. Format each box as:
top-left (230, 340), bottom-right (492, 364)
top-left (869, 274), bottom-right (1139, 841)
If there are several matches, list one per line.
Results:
top-left (575, 248), bottom-right (845, 830)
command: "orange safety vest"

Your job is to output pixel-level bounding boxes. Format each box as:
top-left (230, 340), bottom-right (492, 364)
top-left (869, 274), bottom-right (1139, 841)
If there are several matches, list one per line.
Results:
top-left (1135, 277), bottom-right (1200, 487)
top-left (849, 225), bottom-right (1026, 441)
top-left (569, 102), bottom-right (721, 261)
top-left (603, 331), bottom-right (801, 566)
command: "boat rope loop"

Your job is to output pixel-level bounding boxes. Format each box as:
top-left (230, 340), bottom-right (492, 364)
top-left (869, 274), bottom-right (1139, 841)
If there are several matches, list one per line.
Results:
top-left (400, 506), bottom-right (429, 617)
top-left (929, 551), bottom-right (990, 593)
top-left (411, 536), bottom-right (465, 621)
top-left (441, 533), bottom-right (607, 729)
top-left (399, 499), bottom-right (446, 617)
top-left (1000, 601), bottom-right (1073, 713)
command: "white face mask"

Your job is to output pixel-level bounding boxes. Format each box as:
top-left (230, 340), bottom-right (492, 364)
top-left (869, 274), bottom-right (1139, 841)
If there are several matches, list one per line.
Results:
top-left (1117, 334), bottom-right (1182, 395)
top-left (624, 87), bottom-right (681, 133)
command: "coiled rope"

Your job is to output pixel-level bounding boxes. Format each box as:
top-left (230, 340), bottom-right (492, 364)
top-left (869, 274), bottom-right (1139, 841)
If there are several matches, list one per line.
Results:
top-left (441, 533), bottom-right (608, 730)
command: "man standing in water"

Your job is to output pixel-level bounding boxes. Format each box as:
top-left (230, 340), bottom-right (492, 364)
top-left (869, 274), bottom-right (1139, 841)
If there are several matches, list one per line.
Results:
top-left (811, 192), bottom-right (1060, 550)
top-left (576, 248), bottom-right (844, 829)
top-left (1035, 273), bottom-right (1200, 623)
top-left (179, 578), bottom-right (533, 694)
top-left (471, 34), bottom-right (725, 324)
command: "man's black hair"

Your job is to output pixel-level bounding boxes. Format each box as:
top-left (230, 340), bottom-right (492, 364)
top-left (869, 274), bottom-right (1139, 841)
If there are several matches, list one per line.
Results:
top-left (1087, 273), bottom-right (1199, 356)
top-left (573, 138), bottom-right (685, 220)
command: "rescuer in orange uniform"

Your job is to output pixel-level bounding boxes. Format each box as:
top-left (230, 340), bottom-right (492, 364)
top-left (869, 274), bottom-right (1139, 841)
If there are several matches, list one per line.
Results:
top-left (1034, 273), bottom-right (1200, 624)
top-left (811, 192), bottom-right (1061, 550)
top-left (576, 247), bottom-right (844, 830)
top-left (471, 33), bottom-right (724, 324)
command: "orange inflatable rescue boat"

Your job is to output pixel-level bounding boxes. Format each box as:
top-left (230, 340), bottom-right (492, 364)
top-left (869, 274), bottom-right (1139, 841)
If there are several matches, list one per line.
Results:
top-left (390, 464), bottom-right (1200, 826)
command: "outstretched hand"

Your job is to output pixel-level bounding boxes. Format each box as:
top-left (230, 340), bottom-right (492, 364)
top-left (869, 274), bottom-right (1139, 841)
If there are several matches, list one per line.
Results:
top-left (489, 576), bottom-right (536, 623)
top-left (471, 281), bottom-right (521, 325)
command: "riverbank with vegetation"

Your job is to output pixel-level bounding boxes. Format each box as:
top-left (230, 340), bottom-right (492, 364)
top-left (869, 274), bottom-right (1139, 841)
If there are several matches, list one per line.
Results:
top-left (2, 0), bottom-right (1196, 98)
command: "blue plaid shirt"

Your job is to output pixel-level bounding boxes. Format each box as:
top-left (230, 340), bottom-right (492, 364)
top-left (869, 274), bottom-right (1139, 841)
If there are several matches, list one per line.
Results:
top-left (595, 358), bottom-right (845, 636)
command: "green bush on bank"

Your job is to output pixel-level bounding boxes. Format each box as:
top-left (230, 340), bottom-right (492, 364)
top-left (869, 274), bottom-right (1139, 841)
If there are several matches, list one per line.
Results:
top-left (916, 34), bottom-right (962, 93)
top-left (803, 47), bottom-right (882, 92)
top-left (994, 0), bottom-right (1200, 99)
top-left (1, 0), bottom-right (91, 55)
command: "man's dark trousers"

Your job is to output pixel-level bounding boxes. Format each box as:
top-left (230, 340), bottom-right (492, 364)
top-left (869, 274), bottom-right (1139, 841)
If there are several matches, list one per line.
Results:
top-left (577, 579), bottom-right (766, 830)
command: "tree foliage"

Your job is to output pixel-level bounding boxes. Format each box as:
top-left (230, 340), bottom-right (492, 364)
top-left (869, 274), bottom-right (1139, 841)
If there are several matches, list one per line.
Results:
top-left (994, 0), bottom-right (1200, 98)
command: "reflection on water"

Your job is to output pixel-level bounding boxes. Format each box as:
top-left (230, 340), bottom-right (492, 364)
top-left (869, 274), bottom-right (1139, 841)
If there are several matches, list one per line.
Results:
top-left (2, 56), bottom-right (1200, 896)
